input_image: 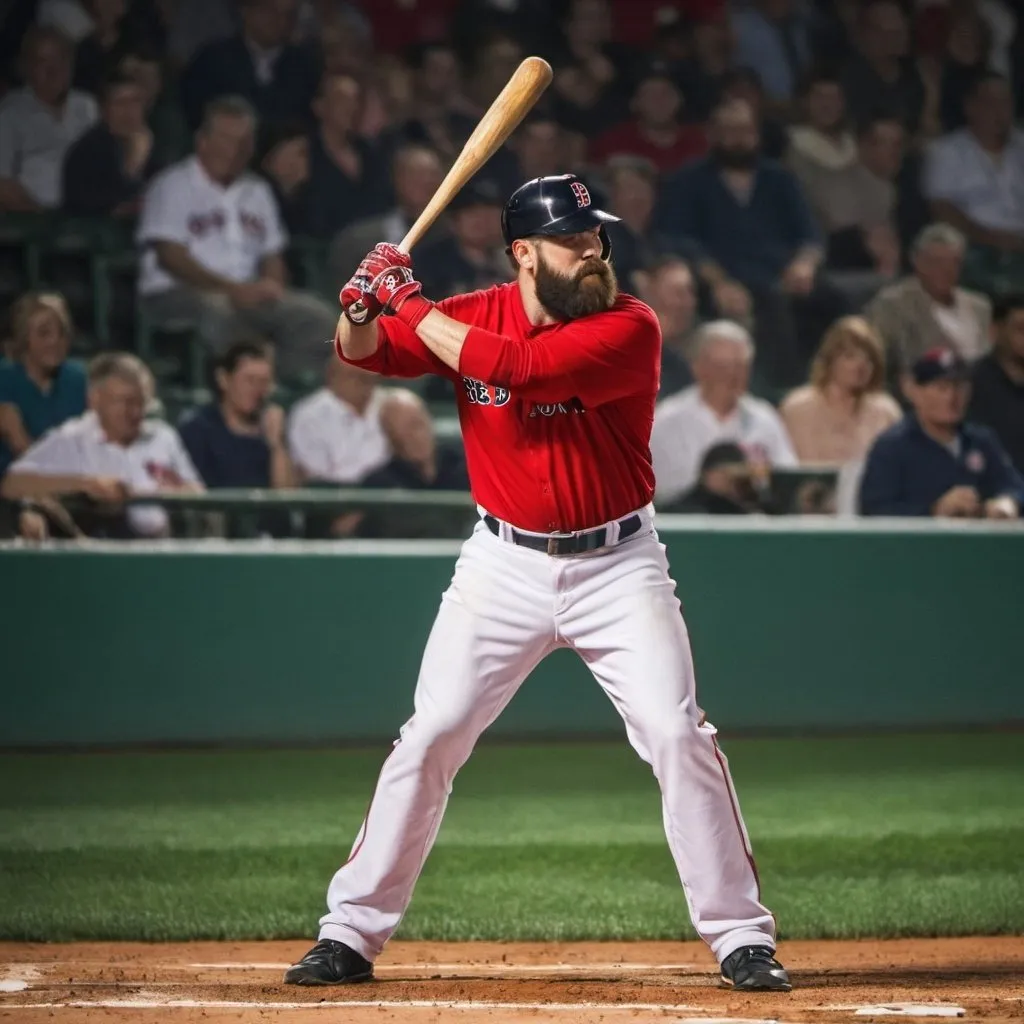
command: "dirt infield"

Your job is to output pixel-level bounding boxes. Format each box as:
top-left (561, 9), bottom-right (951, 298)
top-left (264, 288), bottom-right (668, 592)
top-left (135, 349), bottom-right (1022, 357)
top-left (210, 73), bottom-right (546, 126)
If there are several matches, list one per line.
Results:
top-left (1, 937), bottom-right (1022, 1024)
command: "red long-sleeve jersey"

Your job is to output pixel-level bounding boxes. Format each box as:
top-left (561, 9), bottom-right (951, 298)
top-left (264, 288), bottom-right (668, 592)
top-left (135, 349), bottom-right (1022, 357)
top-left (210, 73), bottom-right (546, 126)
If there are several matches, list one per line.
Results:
top-left (335, 282), bottom-right (661, 532)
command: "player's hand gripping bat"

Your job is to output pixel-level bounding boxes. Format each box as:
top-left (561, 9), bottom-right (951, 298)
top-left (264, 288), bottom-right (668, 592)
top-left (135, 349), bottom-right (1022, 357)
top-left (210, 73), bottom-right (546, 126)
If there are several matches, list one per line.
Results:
top-left (343, 56), bottom-right (553, 324)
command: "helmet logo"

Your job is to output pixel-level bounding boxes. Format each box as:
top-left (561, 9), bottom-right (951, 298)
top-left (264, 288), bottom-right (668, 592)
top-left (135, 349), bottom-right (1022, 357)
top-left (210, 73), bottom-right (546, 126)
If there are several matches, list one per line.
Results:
top-left (570, 181), bottom-right (591, 209)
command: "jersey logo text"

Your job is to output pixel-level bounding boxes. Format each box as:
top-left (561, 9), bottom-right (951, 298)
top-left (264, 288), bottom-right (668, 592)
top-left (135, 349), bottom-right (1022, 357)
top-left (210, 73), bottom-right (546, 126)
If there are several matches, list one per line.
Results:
top-left (529, 397), bottom-right (586, 417)
top-left (571, 181), bottom-right (591, 208)
top-left (462, 378), bottom-right (511, 407)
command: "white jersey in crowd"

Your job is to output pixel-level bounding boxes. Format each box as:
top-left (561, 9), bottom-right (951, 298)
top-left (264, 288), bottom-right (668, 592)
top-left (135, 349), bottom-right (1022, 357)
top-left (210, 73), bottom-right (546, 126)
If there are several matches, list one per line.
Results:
top-left (12, 412), bottom-right (201, 536)
top-left (651, 385), bottom-right (798, 503)
top-left (136, 155), bottom-right (287, 295)
top-left (0, 87), bottom-right (97, 207)
top-left (287, 388), bottom-right (393, 485)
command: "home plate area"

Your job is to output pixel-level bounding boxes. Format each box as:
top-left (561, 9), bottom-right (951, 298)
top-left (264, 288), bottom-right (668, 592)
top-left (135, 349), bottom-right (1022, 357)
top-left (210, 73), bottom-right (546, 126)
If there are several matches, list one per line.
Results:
top-left (1, 937), bottom-right (1021, 1024)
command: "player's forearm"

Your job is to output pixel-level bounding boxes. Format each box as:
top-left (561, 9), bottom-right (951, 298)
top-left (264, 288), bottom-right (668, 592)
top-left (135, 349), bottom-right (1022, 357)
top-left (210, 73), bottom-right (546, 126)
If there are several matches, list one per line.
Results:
top-left (335, 314), bottom-right (381, 361)
top-left (415, 308), bottom-right (471, 372)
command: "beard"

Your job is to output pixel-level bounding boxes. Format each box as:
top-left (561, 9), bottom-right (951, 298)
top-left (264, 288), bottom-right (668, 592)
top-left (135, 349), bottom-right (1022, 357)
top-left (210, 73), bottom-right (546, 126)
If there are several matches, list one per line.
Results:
top-left (713, 145), bottom-right (759, 170)
top-left (534, 252), bottom-right (618, 321)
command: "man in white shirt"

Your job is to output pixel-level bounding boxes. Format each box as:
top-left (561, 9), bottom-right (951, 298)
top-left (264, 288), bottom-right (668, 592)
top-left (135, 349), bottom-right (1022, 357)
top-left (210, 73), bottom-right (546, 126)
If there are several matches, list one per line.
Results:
top-left (287, 359), bottom-right (394, 485)
top-left (137, 95), bottom-right (337, 380)
top-left (0, 26), bottom-right (98, 210)
top-left (923, 72), bottom-right (1024, 292)
top-left (0, 352), bottom-right (203, 537)
top-left (651, 321), bottom-right (798, 504)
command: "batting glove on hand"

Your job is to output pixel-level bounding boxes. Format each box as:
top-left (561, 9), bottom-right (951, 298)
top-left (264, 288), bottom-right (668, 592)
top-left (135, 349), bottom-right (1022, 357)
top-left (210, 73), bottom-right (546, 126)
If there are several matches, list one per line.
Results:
top-left (340, 249), bottom-right (388, 325)
top-left (367, 243), bottom-right (434, 330)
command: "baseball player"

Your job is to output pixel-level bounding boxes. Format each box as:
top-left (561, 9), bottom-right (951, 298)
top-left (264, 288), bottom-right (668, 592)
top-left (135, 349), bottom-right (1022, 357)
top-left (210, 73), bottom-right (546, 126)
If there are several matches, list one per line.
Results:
top-left (284, 175), bottom-right (790, 993)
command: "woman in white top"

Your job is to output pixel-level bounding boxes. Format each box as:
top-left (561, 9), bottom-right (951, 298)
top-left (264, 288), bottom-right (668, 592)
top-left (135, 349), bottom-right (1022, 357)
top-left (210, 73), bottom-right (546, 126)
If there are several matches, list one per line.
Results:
top-left (780, 316), bottom-right (902, 466)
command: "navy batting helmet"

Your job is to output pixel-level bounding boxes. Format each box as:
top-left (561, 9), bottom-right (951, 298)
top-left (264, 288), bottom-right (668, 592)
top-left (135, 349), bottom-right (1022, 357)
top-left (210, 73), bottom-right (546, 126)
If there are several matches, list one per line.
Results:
top-left (501, 174), bottom-right (620, 261)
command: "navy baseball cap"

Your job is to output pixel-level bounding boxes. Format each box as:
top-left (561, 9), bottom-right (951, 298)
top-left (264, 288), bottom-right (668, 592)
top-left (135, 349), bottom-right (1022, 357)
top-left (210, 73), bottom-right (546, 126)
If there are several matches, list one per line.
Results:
top-left (911, 347), bottom-right (970, 384)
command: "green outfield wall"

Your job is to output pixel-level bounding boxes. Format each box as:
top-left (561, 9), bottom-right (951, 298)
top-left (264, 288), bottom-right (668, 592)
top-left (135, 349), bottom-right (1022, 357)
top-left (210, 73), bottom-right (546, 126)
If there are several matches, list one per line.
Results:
top-left (2, 518), bottom-right (1022, 747)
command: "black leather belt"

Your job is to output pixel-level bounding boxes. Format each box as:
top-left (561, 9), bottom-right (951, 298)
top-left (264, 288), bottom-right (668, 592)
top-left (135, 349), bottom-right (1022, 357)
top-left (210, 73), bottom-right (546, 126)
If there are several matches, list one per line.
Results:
top-left (484, 513), bottom-right (642, 556)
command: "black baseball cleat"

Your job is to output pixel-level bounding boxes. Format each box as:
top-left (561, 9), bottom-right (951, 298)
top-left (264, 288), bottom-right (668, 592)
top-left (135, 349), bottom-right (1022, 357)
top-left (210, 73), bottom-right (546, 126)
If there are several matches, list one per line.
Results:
top-left (283, 939), bottom-right (374, 985)
top-left (720, 945), bottom-right (792, 991)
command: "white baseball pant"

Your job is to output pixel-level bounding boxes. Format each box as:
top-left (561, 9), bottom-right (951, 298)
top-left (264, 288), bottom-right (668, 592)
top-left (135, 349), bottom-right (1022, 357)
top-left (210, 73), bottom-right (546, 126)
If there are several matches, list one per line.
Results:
top-left (318, 508), bottom-right (776, 963)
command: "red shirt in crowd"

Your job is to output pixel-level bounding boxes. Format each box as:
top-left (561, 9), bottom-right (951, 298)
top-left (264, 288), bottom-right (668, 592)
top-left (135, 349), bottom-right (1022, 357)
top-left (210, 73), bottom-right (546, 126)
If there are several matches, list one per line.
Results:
top-left (589, 121), bottom-right (708, 173)
top-left (336, 283), bottom-right (661, 533)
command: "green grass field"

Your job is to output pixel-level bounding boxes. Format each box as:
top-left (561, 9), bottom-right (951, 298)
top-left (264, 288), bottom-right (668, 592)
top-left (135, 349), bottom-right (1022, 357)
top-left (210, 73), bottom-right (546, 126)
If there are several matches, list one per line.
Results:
top-left (0, 733), bottom-right (1022, 943)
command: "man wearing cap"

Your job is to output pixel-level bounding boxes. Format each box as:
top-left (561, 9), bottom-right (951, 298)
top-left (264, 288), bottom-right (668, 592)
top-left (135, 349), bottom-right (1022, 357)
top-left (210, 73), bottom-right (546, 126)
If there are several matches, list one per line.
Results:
top-left (858, 346), bottom-right (1024, 517)
top-left (283, 174), bottom-right (791, 993)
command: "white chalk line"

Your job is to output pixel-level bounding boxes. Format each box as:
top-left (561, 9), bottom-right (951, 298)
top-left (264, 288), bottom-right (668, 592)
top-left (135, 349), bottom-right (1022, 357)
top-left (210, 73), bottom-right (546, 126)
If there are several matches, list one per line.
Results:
top-left (190, 961), bottom-right (698, 973)
top-left (4, 998), bottom-right (717, 1012)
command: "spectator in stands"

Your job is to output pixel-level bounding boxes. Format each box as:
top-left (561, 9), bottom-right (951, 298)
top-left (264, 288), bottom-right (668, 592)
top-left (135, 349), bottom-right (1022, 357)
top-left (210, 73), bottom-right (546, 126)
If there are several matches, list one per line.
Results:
top-left (659, 442), bottom-right (766, 515)
top-left (651, 320), bottom-right (797, 504)
top-left (1, 352), bottom-right (203, 538)
top-left (417, 179), bottom-right (511, 302)
top-left (287, 358), bottom-right (395, 487)
top-left (589, 61), bottom-right (708, 174)
top-left (731, 0), bottom-right (815, 113)
top-left (658, 98), bottom-right (844, 388)
top-left (0, 26), bottom-right (98, 211)
top-left (178, 337), bottom-right (292, 489)
top-left (136, 96), bottom-right (337, 381)
top-left (675, 8), bottom-right (735, 124)
top-left (780, 316), bottom-right (900, 465)
top-left (0, 293), bottom-right (87, 478)
top-left (179, 0), bottom-right (319, 134)
top-left (855, 112), bottom-right (930, 261)
top-left (304, 73), bottom-right (391, 241)
top-left (364, 391), bottom-right (468, 492)
top-left (548, 0), bottom-right (629, 138)
top-left (161, 0), bottom-right (238, 70)
top-left (36, 0), bottom-right (96, 43)
top-left (328, 143), bottom-right (446, 291)
top-left (969, 294), bottom-right (1024, 473)
top-left (62, 70), bottom-right (156, 216)
top-left (634, 254), bottom-right (700, 399)
top-left (866, 224), bottom-right (991, 378)
top-left (841, 0), bottom-right (929, 136)
top-left (600, 155), bottom-right (668, 291)
top-left (923, 73), bottom-right (1024, 296)
top-left (258, 120), bottom-right (310, 236)
top-left (72, 0), bottom-right (131, 95)
top-left (859, 346), bottom-right (1023, 518)
top-left (119, 46), bottom-right (191, 169)
top-left (936, 3), bottom-right (994, 132)
top-left (503, 115), bottom-right (587, 194)
top-left (786, 68), bottom-right (900, 281)
top-left (717, 67), bottom-right (789, 160)
top-left (394, 41), bottom-right (474, 163)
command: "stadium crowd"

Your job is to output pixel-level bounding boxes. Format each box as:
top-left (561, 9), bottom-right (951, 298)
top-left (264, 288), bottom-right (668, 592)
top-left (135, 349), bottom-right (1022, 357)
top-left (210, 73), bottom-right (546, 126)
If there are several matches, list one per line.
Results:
top-left (0, 0), bottom-right (1023, 539)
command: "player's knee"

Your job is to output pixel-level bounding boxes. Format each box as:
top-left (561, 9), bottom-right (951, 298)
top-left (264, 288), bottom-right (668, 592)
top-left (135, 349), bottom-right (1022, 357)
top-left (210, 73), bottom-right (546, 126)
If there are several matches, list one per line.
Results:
top-left (403, 710), bottom-right (478, 768)
top-left (639, 705), bottom-right (702, 752)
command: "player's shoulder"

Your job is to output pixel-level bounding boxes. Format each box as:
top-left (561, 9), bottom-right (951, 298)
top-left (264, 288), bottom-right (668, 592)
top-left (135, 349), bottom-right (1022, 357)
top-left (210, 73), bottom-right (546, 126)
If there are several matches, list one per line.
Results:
top-left (605, 292), bottom-right (661, 338)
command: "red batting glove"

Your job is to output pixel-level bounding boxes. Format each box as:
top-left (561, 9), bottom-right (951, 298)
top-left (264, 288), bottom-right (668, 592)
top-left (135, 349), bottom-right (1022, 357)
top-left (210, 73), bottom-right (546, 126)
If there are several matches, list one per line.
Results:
top-left (340, 253), bottom-right (384, 325)
top-left (366, 243), bottom-right (434, 330)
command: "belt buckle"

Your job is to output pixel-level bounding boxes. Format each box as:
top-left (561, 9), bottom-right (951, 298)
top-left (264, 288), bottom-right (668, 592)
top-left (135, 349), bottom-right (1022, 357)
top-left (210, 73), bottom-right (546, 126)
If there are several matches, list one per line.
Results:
top-left (547, 536), bottom-right (560, 556)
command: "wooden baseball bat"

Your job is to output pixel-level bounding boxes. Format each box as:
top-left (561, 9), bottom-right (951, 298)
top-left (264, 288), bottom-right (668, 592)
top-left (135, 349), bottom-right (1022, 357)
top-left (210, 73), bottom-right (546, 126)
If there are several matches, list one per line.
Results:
top-left (398, 56), bottom-right (553, 252)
